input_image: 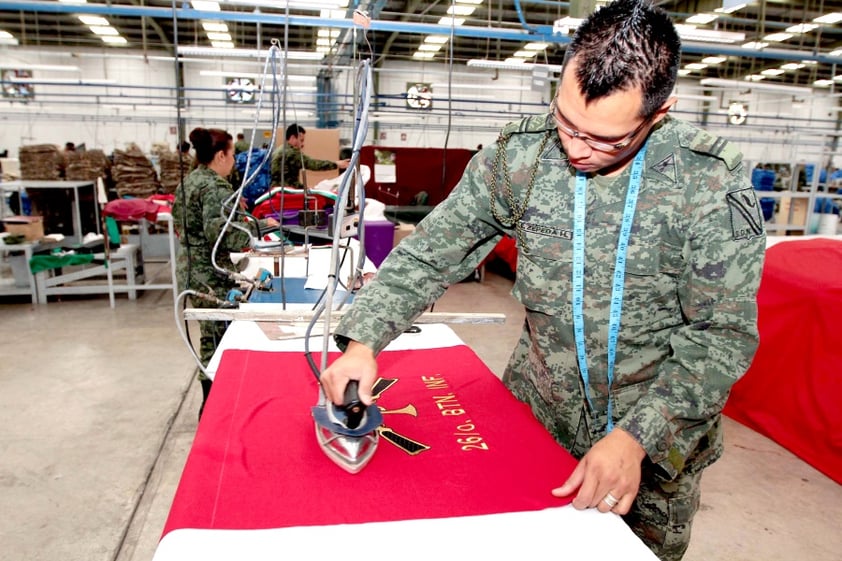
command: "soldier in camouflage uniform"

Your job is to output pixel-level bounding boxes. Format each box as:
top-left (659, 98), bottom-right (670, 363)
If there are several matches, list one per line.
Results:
top-left (172, 127), bottom-right (277, 417)
top-left (270, 123), bottom-right (349, 188)
top-left (321, 2), bottom-right (765, 559)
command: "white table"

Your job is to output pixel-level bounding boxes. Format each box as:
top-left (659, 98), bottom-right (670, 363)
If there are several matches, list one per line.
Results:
top-left (156, 321), bottom-right (658, 561)
top-left (1, 180), bottom-right (99, 245)
top-left (0, 235), bottom-right (38, 304)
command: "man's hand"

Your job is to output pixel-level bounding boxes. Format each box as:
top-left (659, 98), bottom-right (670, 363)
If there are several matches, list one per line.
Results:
top-left (551, 427), bottom-right (646, 515)
top-left (319, 341), bottom-right (378, 406)
top-left (336, 159), bottom-right (351, 170)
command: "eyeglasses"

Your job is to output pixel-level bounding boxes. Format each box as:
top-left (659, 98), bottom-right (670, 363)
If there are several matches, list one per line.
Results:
top-left (548, 99), bottom-right (650, 153)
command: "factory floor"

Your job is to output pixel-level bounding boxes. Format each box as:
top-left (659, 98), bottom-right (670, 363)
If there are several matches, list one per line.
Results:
top-left (0, 268), bottom-right (840, 561)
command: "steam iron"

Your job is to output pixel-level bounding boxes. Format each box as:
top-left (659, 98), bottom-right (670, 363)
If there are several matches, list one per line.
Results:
top-left (312, 380), bottom-right (383, 474)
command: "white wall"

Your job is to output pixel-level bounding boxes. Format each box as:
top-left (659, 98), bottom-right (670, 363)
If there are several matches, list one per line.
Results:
top-left (1, 45), bottom-right (840, 168)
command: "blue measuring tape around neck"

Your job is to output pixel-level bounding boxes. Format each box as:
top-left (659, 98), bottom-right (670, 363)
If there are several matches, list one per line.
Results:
top-left (572, 145), bottom-right (647, 433)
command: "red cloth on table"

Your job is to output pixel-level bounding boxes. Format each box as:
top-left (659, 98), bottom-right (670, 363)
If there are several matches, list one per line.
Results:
top-left (162, 346), bottom-right (576, 536)
top-left (102, 198), bottom-right (161, 222)
top-left (251, 193), bottom-right (333, 219)
top-left (724, 239), bottom-right (842, 484)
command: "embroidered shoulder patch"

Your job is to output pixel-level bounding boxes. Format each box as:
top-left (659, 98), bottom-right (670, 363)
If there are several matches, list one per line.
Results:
top-left (725, 187), bottom-right (764, 240)
top-left (651, 154), bottom-right (676, 183)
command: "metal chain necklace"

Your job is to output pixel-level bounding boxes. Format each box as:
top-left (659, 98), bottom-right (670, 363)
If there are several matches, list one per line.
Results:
top-left (489, 129), bottom-right (552, 252)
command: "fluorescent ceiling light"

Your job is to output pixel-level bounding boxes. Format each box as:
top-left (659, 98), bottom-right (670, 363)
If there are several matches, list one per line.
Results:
top-left (446, 5), bottom-right (475, 16)
top-left (430, 83), bottom-right (530, 91)
top-left (677, 69), bottom-right (691, 76)
top-left (554, 16), bottom-right (584, 32)
top-left (780, 63), bottom-right (805, 70)
top-left (523, 42), bottom-right (550, 51)
top-left (317, 29), bottom-right (340, 38)
top-left (814, 79), bottom-right (834, 87)
top-left (77, 15), bottom-right (109, 26)
top-left (466, 59), bottom-right (562, 72)
top-left (206, 32), bottom-right (232, 41)
top-left (714, 3), bottom-right (746, 14)
top-left (0, 37), bottom-right (20, 45)
top-left (177, 46), bottom-right (324, 59)
top-left (686, 13), bottom-right (718, 24)
top-left (761, 69), bottom-right (785, 76)
top-left (701, 56), bottom-right (727, 65)
top-left (418, 44), bottom-right (442, 52)
top-left (4, 63), bottom-right (80, 72)
top-left (211, 41), bottom-right (235, 49)
top-left (814, 13), bottom-right (842, 24)
top-left (226, 0), bottom-right (343, 8)
top-left (763, 33), bottom-right (793, 42)
top-left (786, 23), bottom-right (818, 34)
top-left (742, 41), bottom-right (769, 49)
top-left (512, 50), bottom-right (537, 58)
top-left (674, 93), bottom-right (718, 102)
top-left (202, 21), bottom-right (228, 32)
top-left (200, 70), bottom-right (316, 81)
top-left (674, 25), bottom-right (745, 43)
top-left (413, 52), bottom-right (436, 59)
top-left (700, 77), bottom-right (814, 95)
top-left (320, 9), bottom-right (345, 19)
top-left (7, 77), bottom-right (117, 85)
top-left (685, 63), bottom-right (708, 70)
top-left (89, 26), bottom-right (120, 36)
top-left (191, 1), bottom-right (221, 10)
top-left (437, 16), bottom-right (465, 26)
top-left (424, 35), bottom-right (449, 44)
top-left (316, 38), bottom-right (331, 46)
top-left (0, 30), bottom-right (13, 39)
top-left (101, 36), bottom-right (127, 45)
top-left (745, 74), bottom-right (764, 81)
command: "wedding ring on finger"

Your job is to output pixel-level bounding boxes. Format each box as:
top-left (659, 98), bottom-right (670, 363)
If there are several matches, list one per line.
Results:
top-left (602, 492), bottom-right (620, 508)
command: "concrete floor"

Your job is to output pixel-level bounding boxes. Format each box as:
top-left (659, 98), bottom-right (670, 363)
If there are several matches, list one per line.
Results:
top-left (0, 270), bottom-right (840, 561)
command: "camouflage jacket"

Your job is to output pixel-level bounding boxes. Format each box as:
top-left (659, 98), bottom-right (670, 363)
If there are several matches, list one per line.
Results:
top-left (172, 165), bottom-right (255, 300)
top-left (335, 113), bottom-right (766, 481)
top-left (270, 145), bottom-right (337, 188)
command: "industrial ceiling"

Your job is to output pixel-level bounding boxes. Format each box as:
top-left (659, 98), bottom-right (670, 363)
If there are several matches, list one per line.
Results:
top-left (1, 1), bottom-right (842, 89)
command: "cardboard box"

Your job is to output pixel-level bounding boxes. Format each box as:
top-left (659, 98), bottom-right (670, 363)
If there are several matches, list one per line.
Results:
top-left (2, 215), bottom-right (44, 241)
top-left (393, 223), bottom-right (415, 247)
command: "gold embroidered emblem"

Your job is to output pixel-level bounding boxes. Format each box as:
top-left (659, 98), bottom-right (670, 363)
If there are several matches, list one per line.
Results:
top-left (372, 377), bottom-right (431, 455)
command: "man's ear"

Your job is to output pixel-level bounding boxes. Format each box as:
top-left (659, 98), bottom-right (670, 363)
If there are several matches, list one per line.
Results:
top-left (651, 96), bottom-right (677, 125)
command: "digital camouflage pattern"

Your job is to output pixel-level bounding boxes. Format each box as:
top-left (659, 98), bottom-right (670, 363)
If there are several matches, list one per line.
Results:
top-left (334, 112), bottom-right (765, 560)
top-left (270, 145), bottom-right (337, 188)
top-left (172, 165), bottom-right (254, 368)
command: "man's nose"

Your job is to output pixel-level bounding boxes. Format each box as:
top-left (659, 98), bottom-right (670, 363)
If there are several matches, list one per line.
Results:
top-left (565, 135), bottom-right (592, 160)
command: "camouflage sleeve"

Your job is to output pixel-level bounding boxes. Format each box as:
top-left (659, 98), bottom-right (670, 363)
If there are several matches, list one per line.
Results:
top-left (302, 153), bottom-right (339, 172)
top-left (270, 148), bottom-right (283, 185)
top-left (617, 151), bottom-right (765, 479)
top-left (200, 174), bottom-right (254, 255)
top-left (334, 151), bottom-right (507, 353)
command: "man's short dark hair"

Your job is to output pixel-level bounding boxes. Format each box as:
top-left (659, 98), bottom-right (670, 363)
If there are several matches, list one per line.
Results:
top-left (563, 0), bottom-right (680, 119)
top-left (286, 124), bottom-right (305, 141)
top-left (237, 133), bottom-right (245, 140)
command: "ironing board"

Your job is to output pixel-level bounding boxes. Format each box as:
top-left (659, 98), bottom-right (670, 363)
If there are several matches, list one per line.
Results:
top-left (154, 322), bottom-right (658, 561)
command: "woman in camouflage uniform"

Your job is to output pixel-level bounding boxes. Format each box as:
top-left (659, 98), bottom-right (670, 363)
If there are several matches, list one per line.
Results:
top-left (172, 127), bottom-right (276, 417)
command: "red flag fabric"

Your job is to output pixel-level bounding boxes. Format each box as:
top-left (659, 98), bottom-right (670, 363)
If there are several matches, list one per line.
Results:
top-left (725, 239), bottom-right (842, 484)
top-left (163, 346), bottom-right (577, 536)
